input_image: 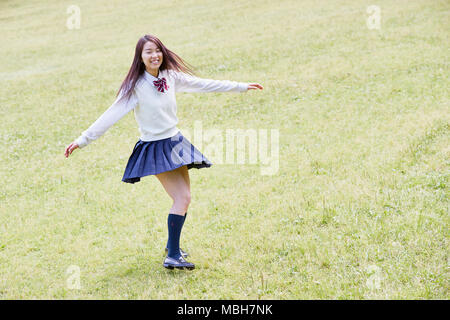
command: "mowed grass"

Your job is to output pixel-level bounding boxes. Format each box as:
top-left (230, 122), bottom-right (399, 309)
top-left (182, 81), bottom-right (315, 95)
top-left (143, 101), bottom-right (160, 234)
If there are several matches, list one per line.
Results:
top-left (0, 0), bottom-right (448, 299)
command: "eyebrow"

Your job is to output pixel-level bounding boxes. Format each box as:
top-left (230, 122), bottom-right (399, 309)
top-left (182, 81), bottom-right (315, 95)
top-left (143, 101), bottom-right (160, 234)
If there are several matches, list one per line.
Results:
top-left (145, 48), bottom-right (160, 51)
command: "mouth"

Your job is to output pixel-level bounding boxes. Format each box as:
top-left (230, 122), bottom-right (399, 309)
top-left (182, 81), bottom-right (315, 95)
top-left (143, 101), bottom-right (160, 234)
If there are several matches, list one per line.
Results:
top-left (151, 59), bottom-right (160, 65)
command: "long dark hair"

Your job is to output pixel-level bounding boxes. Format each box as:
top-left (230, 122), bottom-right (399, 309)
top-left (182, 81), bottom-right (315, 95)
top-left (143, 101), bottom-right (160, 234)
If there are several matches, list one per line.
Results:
top-left (117, 34), bottom-right (196, 103)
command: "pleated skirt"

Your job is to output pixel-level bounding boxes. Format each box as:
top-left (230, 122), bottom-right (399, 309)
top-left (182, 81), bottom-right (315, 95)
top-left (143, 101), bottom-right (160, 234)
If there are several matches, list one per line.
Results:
top-left (122, 130), bottom-right (212, 184)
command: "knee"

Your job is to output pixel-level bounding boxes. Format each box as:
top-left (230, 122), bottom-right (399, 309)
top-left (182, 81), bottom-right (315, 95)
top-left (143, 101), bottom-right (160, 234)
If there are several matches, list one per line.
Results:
top-left (183, 192), bottom-right (191, 207)
top-left (175, 191), bottom-right (191, 209)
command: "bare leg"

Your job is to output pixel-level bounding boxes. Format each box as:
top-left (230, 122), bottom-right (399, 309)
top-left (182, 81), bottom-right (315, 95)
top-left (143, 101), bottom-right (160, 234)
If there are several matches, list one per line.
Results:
top-left (155, 165), bottom-right (191, 216)
top-left (180, 164), bottom-right (190, 193)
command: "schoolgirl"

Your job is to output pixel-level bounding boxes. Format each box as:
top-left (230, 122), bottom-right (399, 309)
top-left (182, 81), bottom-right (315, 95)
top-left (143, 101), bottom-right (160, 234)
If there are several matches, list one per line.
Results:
top-left (64, 34), bottom-right (263, 270)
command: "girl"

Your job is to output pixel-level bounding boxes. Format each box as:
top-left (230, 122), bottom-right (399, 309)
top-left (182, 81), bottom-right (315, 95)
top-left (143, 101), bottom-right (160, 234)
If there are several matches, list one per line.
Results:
top-left (64, 34), bottom-right (263, 270)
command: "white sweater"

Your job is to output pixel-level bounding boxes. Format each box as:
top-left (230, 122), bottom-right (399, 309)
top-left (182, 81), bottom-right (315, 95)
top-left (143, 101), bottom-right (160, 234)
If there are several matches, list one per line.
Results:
top-left (74, 69), bottom-right (248, 148)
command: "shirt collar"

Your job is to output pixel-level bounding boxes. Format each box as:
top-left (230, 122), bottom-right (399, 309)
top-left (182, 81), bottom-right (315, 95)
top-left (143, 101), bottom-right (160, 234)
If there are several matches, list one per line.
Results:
top-left (143, 69), bottom-right (163, 81)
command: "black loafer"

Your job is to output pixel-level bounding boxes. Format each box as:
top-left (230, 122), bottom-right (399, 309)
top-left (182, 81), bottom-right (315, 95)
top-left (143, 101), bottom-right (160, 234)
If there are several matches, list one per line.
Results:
top-left (165, 247), bottom-right (189, 258)
top-left (163, 256), bottom-right (195, 270)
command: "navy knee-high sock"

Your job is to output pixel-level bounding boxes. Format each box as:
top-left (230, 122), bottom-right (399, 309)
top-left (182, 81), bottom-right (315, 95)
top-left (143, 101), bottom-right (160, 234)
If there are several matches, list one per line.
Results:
top-left (167, 213), bottom-right (186, 259)
top-left (166, 212), bottom-right (187, 250)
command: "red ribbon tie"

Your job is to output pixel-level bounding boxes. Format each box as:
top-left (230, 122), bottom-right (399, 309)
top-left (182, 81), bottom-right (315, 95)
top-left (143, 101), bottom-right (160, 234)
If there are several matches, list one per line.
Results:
top-left (153, 77), bottom-right (169, 93)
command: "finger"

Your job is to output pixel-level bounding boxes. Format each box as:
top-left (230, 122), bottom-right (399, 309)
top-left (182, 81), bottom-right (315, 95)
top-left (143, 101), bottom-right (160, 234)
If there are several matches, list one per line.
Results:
top-left (248, 83), bottom-right (263, 90)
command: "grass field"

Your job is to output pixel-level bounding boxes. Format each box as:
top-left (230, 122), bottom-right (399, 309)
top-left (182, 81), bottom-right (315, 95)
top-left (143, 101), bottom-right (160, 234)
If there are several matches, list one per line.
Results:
top-left (0, 0), bottom-right (448, 299)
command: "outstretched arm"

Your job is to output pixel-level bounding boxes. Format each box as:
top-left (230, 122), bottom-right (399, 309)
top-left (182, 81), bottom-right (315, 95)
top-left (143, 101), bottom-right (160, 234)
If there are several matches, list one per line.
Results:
top-left (65, 90), bottom-right (138, 158)
top-left (171, 70), bottom-right (263, 93)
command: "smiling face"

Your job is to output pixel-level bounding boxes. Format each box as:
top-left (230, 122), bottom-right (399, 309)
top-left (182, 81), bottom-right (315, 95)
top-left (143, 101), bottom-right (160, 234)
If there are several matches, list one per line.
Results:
top-left (141, 41), bottom-right (163, 76)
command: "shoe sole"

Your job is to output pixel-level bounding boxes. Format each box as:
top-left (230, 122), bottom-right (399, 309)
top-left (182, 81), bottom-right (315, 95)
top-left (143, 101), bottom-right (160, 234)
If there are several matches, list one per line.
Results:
top-left (163, 264), bottom-right (195, 270)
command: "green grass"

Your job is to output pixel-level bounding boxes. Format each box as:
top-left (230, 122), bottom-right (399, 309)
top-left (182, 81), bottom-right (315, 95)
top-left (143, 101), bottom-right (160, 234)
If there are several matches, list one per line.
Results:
top-left (0, 0), bottom-right (448, 299)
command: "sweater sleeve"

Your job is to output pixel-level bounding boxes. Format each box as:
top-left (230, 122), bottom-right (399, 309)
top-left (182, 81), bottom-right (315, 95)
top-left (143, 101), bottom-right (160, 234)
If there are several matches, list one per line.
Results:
top-left (74, 90), bottom-right (138, 149)
top-left (171, 70), bottom-right (248, 93)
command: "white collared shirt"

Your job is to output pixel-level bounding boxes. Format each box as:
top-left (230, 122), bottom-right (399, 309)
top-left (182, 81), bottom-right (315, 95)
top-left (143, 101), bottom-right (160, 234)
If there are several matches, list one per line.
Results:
top-left (74, 69), bottom-right (248, 148)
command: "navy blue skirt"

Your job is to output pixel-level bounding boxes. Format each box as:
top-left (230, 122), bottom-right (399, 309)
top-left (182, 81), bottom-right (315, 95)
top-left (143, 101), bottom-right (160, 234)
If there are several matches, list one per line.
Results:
top-left (122, 130), bottom-right (212, 184)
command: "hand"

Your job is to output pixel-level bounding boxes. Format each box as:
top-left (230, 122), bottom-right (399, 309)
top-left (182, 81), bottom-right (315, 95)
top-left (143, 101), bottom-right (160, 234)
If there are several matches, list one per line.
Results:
top-left (247, 83), bottom-right (263, 91)
top-left (65, 142), bottom-right (79, 158)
